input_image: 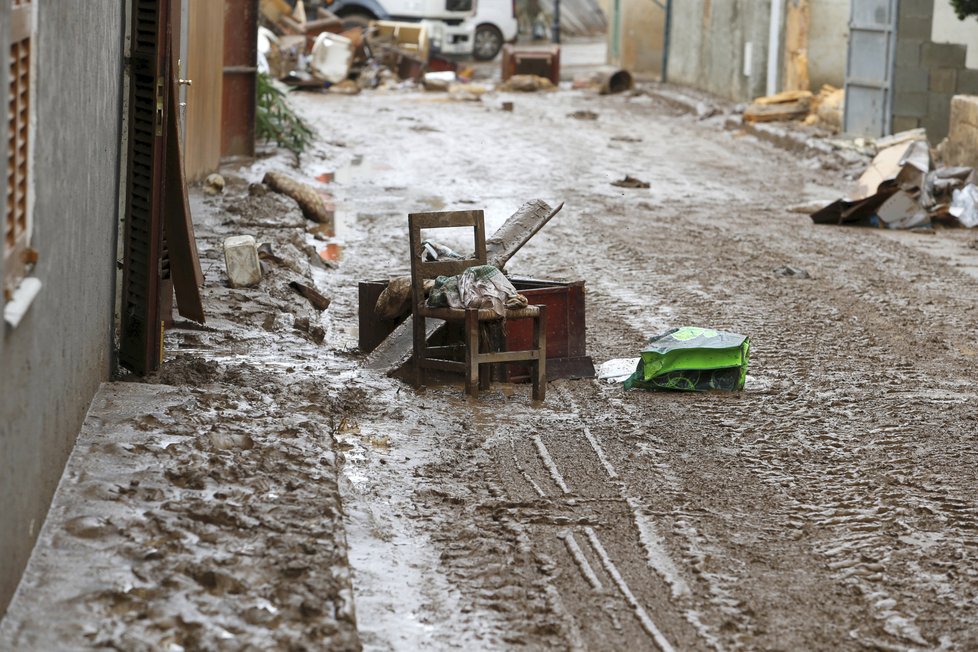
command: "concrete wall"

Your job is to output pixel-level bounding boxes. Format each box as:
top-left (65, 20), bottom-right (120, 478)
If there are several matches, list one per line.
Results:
top-left (0, 1), bottom-right (125, 615)
top-left (667, 0), bottom-right (770, 102)
top-left (609, 0), bottom-right (664, 76)
top-left (807, 0), bottom-right (848, 90)
top-left (893, 0), bottom-right (978, 141)
top-left (932, 1), bottom-right (978, 69)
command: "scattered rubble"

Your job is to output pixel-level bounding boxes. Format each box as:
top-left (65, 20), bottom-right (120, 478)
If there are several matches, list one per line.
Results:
top-left (811, 132), bottom-right (978, 230)
top-left (611, 175), bottom-right (650, 189)
top-left (498, 74), bottom-right (556, 93)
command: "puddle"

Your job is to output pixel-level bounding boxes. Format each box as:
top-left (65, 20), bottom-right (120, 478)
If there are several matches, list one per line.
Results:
top-left (332, 156), bottom-right (395, 184)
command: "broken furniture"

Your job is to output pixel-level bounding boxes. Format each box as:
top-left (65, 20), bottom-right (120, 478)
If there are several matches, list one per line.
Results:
top-left (359, 276), bottom-right (593, 380)
top-left (409, 210), bottom-right (546, 400)
top-left (501, 44), bottom-right (560, 85)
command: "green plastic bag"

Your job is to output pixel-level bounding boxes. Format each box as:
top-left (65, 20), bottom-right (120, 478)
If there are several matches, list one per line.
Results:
top-left (624, 327), bottom-right (750, 392)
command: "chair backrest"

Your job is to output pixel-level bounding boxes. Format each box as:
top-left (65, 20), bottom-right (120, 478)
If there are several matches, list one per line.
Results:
top-left (408, 210), bottom-right (487, 310)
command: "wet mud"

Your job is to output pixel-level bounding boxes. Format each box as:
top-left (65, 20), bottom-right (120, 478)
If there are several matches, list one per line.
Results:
top-left (291, 83), bottom-right (978, 651)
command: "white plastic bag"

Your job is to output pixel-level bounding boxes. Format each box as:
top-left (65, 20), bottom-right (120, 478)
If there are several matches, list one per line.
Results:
top-left (950, 184), bottom-right (978, 228)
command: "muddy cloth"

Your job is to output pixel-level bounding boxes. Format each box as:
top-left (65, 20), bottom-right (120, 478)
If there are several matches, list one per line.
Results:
top-left (426, 265), bottom-right (527, 318)
top-left (624, 326), bottom-right (750, 392)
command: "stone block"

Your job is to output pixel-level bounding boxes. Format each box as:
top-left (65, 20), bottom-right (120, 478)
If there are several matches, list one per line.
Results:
top-left (950, 94), bottom-right (978, 128)
top-left (895, 40), bottom-right (922, 68)
top-left (892, 116), bottom-right (922, 133)
top-left (957, 69), bottom-right (978, 94)
top-left (895, 66), bottom-right (929, 93)
top-left (921, 42), bottom-right (967, 68)
top-left (900, 0), bottom-right (934, 17)
top-left (893, 91), bottom-right (930, 118)
top-left (898, 15), bottom-right (932, 40)
top-left (930, 68), bottom-right (958, 93)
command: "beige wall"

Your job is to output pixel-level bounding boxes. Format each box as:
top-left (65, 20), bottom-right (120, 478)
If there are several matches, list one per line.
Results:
top-left (613, 0), bottom-right (664, 75)
top-left (933, 2), bottom-right (978, 70)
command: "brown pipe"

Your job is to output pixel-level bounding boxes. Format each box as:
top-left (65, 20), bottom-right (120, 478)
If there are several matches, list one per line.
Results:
top-left (598, 69), bottom-right (633, 95)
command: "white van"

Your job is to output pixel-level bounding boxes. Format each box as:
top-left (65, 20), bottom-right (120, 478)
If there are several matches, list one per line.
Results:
top-left (470, 0), bottom-right (519, 60)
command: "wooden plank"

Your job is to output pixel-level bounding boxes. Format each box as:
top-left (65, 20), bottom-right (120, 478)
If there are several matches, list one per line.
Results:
top-left (364, 318), bottom-right (444, 375)
top-left (743, 99), bottom-right (810, 123)
top-left (407, 209), bottom-right (484, 229)
top-left (486, 200), bottom-right (563, 269)
top-left (164, 62), bottom-right (205, 323)
top-left (783, 0), bottom-right (811, 93)
top-left (184, 0), bottom-right (224, 180)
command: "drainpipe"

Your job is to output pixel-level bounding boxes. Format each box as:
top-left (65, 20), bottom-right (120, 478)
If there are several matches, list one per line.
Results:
top-left (652, 0), bottom-right (672, 83)
top-left (766, 0), bottom-right (782, 96)
top-left (552, 0), bottom-right (561, 44)
top-left (662, 0), bottom-right (671, 82)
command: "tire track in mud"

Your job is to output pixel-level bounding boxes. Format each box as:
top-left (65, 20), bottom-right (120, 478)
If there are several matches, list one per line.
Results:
top-left (303, 88), bottom-right (978, 650)
top-left (547, 178), bottom-right (978, 650)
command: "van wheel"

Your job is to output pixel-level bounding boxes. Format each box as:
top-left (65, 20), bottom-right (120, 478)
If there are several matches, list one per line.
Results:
top-left (473, 25), bottom-right (503, 61)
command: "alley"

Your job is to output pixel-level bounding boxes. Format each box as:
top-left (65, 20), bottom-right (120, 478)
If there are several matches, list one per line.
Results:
top-left (4, 70), bottom-right (978, 652)
top-left (299, 84), bottom-right (978, 650)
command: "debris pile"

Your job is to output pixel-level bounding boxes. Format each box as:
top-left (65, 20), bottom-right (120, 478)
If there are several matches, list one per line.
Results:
top-left (258, 0), bottom-right (471, 93)
top-left (811, 131), bottom-right (978, 229)
top-left (742, 86), bottom-right (844, 132)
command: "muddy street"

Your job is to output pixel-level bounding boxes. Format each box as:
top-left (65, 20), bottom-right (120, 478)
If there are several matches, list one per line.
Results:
top-left (286, 78), bottom-right (978, 651)
top-left (5, 60), bottom-right (978, 652)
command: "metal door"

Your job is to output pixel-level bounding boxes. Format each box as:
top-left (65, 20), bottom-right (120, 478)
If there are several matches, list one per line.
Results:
top-left (843, 0), bottom-right (898, 137)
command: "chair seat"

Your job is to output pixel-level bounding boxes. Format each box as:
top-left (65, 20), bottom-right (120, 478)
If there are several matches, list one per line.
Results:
top-left (419, 304), bottom-right (541, 321)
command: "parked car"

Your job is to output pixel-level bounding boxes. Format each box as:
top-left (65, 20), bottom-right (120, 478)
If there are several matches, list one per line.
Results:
top-left (471, 0), bottom-right (518, 60)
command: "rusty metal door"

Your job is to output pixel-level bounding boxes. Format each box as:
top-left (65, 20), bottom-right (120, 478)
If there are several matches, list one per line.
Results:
top-left (843, 0), bottom-right (898, 137)
top-left (120, 0), bottom-right (172, 374)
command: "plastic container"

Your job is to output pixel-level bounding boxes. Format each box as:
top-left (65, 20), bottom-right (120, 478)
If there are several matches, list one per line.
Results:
top-left (310, 33), bottom-right (354, 84)
top-left (224, 235), bottom-right (262, 288)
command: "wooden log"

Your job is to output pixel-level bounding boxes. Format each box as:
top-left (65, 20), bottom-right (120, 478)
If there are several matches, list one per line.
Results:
top-left (263, 171), bottom-right (331, 223)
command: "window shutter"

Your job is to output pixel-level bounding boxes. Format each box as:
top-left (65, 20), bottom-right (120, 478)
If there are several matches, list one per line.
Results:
top-left (4, 0), bottom-right (32, 301)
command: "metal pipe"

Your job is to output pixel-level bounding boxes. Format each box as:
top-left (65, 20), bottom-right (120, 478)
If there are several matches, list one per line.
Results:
top-left (766, 0), bottom-right (782, 96)
top-left (662, 0), bottom-right (671, 83)
top-left (552, 0), bottom-right (561, 44)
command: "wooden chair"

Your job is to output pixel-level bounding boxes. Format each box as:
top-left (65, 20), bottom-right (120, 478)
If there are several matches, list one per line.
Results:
top-left (409, 210), bottom-right (546, 400)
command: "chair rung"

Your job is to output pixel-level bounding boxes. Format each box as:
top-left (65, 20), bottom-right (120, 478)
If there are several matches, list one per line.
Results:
top-left (475, 350), bottom-right (541, 364)
top-left (420, 358), bottom-right (466, 373)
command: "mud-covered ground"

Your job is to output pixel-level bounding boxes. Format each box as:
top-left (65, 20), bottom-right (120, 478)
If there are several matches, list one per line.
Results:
top-left (288, 79), bottom-right (978, 650)
top-left (5, 45), bottom-right (978, 651)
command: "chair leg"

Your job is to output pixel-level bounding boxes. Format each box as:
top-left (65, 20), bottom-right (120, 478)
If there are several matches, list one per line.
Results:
top-left (412, 313), bottom-right (426, 388)
top-left (478, 323), bottom-right (491, 391)
top-left (533, 306), bottom-right (546, 401)
top-left (465, 308), bottom-right (480, 397)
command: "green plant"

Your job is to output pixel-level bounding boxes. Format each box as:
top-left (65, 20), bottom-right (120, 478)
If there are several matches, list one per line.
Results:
top-left (256, 71), bottom-right (316, 157)
top-left (950, 0), bottom-right (978, 19)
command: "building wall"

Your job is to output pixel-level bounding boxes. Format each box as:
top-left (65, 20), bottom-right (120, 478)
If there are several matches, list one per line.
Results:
top-left (609, 0), bottom-right (664, 76)
top-left (932, 0), bottom-right (978, 69)
top-left (667, 0), bottom-right (770, 102)
top-left (893, 0), bottom-right (978, 141)
top-left (0, 1), bottom-right (125, 614)
top-left (807, 0), bottom-right (848, 90)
